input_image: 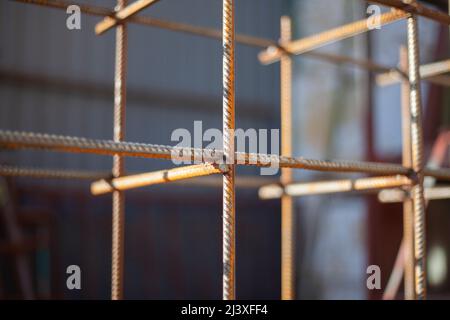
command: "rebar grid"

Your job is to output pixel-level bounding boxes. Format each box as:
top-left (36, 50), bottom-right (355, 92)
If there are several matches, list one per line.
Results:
top-left (14, 0), bottom-right (450, 88)
top-left (8, 0), bottom-right (414, 79)
top-left (111, 0), bottom-right (128, 300)
top-left (4, 0), bottom-right (450, 301)
top-left (258, 10), bottom-right (408, 65)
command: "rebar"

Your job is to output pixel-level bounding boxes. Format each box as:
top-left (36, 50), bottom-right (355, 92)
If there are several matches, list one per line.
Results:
top-left (258, 10), bottom-right (408, 65)
top-left (3, 129), bottom-right (450, 179)
top-left (95, 0), bottom-right (160, 35)
top-left (369, 0), bottom-right (450, 25)
top-left (222, 0), bottom-right (236, 301)
top-left (91, 163), bottom-right (227, 195)
top-left (13, 0), bottom-right (403, 75)
top-left (379, 186), bottom-right (450, 202)
top-left (0, 165), bottom-right (109, 180)
top-left (399, 45), bottom-right (415, 300)
top-left (279, 16), bottom-right (295, 301)
top-left (407, 11), bottom-right (427, 300)
top-left (111, 0), bottom-right (128, 301)
top-left (259, 175), bottom-right (412, 200)
top-left (376, 59), bottom-right (450, 86)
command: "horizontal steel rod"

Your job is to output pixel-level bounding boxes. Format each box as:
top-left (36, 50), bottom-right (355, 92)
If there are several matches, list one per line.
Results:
top-left (14, 0), bottom-right (275, 48)
top-left (2, 130), bottom-right (450, 179)
top-left (91, 163), bottom-right (227, 195)
top-left (14, 0), bottom-right (404, 74)
top-left (377, 59), bottom-right (450, 86)
top-left (368, 0), bottom-right (450, 25)
top-left (0, 164), bottom-right (109, 180)
top-left (95, 0), bottom-right (160, 35)
top-left (258, 10), bottom-right (408, 65)
top-left (0, 164), bottom-right (273, 188)
top-left (379, 186), bottom-right (450, 202)
top-left (259, 175), bottom-right (412, 199)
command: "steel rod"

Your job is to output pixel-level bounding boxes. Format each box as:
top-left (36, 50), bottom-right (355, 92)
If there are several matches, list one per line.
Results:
top-left (407, 11), bottom-right (427, 300)
top-left (399, 45), bottom-right (415, 300)
top-left (3, 129), bottom-right (450, 179)
top-left (95, 0), bottom-right (160, 35)
top-left (376, 59), bottom-right (450, 86)
top-left (379, 186), bottom-right (450, 202)
top-left (368, 0), bottom-right (450, 25)
top-left (0, 164), bottom-right (272, 188)
top-left (259, 175), bottom-right (412, 200)
top-left (258, 10), bottom-right (407, 65)
top-left (0, 165), bottom-right (109, 180)
top-left (14, 0), bottom-right (404, 75)
top-left (279, 16), bottom-right (295, 301)
top-left (91, 163), bottom-right (227, 195)
top-left (383, 130), bottom-right (450, 300)
top-left (222, 0), bottom-right (236, 301)
top-left (111, 0), bottom-right (128, 301)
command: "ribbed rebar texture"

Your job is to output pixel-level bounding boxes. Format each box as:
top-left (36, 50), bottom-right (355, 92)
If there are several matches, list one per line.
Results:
top-left (400, 46), bottom-right (415, 300)
top-left (407, 13), bottom-right (426, 300)
top-left (16, 0), bottom-right (410, 75)
top-left (259, 10), bottom-right (407, 64)
top-left (280, 16), bottom-right (294, 301)
top-left (111, 0), bottom-right (127, 301)
top-left (91, 163), bottom-right (227, 195)
top-left (222, 0), bottom-right (235, 300)
top-left (4, 129), bottom-right (450, 179)
top-left (0, 165), bottom-right (109, 180)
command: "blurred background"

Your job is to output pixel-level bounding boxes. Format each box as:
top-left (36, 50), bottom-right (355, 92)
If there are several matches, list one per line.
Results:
top-left (0, 0), bottom-right (449, 299)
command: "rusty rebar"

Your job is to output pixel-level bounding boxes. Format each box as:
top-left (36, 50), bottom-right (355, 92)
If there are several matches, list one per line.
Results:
top-left (95, 0), bottom-right (160, 35)
top-left (14, 0), bottom-right (406, 75)
top-left (0, 165), bottom-right (109, 180)
top-left (399, 45), bottom-right (415, 300)
top-left (379, 186), bottom-right (450, 202)
top-left (259, 175), bottom-right (412, 200)
top-left (376, 59), bottom-right (450, 87)
top-left (368, 0), bottom-right (450, 25)
top-left (407, 11), bottom-right (427, 300)
top-left (111, 0), bottom-right (127, 301)
top-left (4, 129), bottom-right (450, 179)
top-left (222, 0), bottom-right (236, 301)
top-left (258, 10), bottom-right (408, 65)
top-left (280, 16), bottom-right (295, 301)
top-left (91, 163), bottom-right (227, 195)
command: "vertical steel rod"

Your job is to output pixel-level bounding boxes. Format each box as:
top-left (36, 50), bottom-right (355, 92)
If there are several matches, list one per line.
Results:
top-left (400, 45), bottom-right (415, 300)
top-left (111, 0), bottom-right (128, 300)
top-left (406, 11), bottom-right (427, 300)
top-left (280, 16), bottom-right (295, 301)
top-left (222, 0), bottom-right (236, 300)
